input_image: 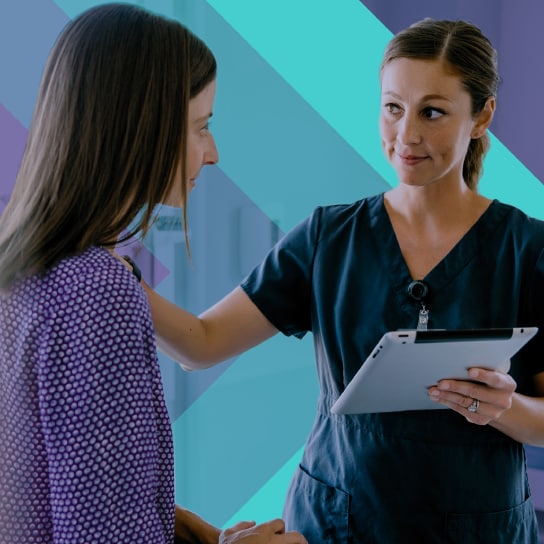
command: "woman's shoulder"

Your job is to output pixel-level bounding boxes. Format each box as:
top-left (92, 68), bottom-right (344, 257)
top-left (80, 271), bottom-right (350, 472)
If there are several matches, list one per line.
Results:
top-left (277, 195), bottom-right (382, 247)
top-left (40, 247), bottom-right (145, 313)
top-left (50, 246), bottom-right (135, 285)
top-left (307, 194), bottom-right (381, 233)
top-left (314, 194), bottom-right (383, 222)
top-left (2, 247), bottom-right (149, 347)
top-left (492, 200), bottom-right (544, 236)
top-left (486, 201), bottom-right (544, 264)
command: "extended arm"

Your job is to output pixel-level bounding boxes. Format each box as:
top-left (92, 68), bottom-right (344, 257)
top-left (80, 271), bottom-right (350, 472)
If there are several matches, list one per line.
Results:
top-left (490, 373), bottom-right (544, 445)
top-left (144, 284), bottom-right (278, 370)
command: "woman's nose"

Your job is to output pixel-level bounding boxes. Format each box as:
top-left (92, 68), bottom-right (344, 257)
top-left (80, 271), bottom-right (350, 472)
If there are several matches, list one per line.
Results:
top-left (204, 134), bottom-right (219, 165)
top-left (397, 113), bottom-right (422, 145)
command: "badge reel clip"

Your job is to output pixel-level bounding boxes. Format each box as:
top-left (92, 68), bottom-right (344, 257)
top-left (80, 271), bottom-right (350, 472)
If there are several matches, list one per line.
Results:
top-left (407, 280), bottom-right (429, 331)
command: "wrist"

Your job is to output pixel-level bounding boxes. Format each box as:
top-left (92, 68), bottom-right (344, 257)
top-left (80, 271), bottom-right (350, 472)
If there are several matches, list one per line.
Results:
top-left (174, 505), bottom-right (221, 544)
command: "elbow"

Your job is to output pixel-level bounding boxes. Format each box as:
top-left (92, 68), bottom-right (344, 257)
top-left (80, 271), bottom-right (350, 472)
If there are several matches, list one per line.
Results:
top-left (178, 359), bottom-right (218, 372)
top-left (156, 340), bottom-right (212, 371)
top-left (170, 354), bottom-right (219, 372)
top-left (523, 433), bottom-right (544, 448)
top-left (155, 336), bottom-right (225, 371)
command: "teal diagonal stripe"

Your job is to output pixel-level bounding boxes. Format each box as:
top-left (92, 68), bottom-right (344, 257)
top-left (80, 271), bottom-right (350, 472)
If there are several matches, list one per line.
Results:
top-left (206, 0), bottom-right (392, 187)
top-left (172, 334), bottom-right (318, 527)
top-left (197, 0), bottom-right (388, 232)
top-left (223, 446), bottom-right (304, 528)
top-left (480, 135), bottom-right (544, 220)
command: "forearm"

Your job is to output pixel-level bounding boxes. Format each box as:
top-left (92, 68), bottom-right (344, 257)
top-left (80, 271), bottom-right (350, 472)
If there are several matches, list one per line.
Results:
top-left (143, 282), bottom-right (213, 370)
top-left (143, 283), bottom-right (278, 370)
top-left (490, 393), bottom-right (544, 446)
top-left (174, 505), bottom-right (220, 544)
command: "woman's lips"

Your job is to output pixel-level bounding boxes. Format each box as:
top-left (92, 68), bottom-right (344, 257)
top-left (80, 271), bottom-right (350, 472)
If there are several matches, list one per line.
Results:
top-left (398, 153), bottom-right (428, 166)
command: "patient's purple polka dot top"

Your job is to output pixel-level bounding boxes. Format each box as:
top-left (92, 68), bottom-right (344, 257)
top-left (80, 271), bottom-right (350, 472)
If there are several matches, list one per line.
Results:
top-left (0, 247), bottom-right (174, 543)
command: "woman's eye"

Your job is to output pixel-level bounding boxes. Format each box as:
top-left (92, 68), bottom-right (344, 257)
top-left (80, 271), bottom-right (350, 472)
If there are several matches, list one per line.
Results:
top-left (422, 107), bottom-right (445, 120)
top-left (384, 103), bottom-right (401, 114)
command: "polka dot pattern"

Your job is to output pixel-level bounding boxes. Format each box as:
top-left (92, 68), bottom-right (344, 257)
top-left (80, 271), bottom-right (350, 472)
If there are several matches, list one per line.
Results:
top-left (0, 247), bottom-right (174, 543)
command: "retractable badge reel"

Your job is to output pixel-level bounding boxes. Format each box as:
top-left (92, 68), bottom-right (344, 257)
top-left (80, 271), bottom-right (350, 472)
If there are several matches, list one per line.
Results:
top-left (407, 280), bottom-right (429, 330)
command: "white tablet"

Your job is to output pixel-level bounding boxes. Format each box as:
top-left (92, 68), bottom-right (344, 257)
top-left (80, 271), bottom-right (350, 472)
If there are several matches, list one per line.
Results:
top-left (331, 327), bottom-right (538, 414)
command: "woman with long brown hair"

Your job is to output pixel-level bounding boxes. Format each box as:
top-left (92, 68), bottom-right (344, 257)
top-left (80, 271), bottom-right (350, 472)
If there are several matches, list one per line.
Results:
top-left (0, 4), bottom-right (306, 544)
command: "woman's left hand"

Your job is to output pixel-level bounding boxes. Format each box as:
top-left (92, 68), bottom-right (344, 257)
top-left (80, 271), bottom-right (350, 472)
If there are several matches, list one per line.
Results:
top-left (428, 367), bottom-right (517, 424)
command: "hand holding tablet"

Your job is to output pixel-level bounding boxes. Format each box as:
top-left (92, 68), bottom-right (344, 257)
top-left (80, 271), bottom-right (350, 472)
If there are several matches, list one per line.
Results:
top-left (331, 327), bottom-right (538, 414)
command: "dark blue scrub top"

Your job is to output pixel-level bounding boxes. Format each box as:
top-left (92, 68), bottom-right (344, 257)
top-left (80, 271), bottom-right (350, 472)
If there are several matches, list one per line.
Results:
top-left (241, 194), bottom-right (544, 543)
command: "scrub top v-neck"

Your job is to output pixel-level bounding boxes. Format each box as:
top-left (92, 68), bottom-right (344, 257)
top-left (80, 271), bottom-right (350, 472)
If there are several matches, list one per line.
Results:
top-left (241, 193), bottom-right (544, 543)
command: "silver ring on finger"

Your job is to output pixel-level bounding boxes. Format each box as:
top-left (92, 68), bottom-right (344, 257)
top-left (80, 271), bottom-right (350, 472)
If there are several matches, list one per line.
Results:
top-left (467, 398), bottom-right (480, 413)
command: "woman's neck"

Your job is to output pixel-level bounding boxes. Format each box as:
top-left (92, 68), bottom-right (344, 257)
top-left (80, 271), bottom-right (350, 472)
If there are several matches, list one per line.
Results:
top-left (383, 181), bottom-right (492, 279)
top-left (384, 181), bottom-right (490, 231)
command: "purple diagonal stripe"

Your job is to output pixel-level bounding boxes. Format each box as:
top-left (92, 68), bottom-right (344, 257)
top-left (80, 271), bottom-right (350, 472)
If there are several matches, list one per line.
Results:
top-left (0, 104), bottom-right (27, 214)
top-left (117, 240), bottom-right (171, 290)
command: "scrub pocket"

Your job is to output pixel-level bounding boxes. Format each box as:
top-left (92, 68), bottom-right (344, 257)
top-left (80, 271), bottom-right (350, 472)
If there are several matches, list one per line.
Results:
top-left (445, 495), bottom-right (538, 544)
top-left (283, 464), bottom-right (350, 544)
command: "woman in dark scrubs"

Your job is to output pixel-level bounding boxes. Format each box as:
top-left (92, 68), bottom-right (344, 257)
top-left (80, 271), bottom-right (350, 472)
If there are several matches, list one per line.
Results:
top-left (145, 19), bottom-right (544, 543)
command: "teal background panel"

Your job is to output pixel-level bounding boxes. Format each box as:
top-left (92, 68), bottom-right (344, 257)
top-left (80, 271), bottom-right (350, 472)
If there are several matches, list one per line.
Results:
top-left (207, 0), bottom-right (544, 220)
top-left (192, 0), bottom-right (389, 232)
top-left (1, 0), bottom-right (543, 534)
top-left (206, 0), bottom-right (392, 191)
top-left (223, 446), bottom-right (305, 526)
top-left (172, 333), bottom-right (318, 527)
top-left (480, 135), bottom-right (544, 221)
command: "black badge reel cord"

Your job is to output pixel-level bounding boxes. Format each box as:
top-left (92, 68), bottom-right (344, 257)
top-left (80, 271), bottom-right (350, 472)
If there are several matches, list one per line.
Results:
top-left (407, 280), bottom-right (429, 331)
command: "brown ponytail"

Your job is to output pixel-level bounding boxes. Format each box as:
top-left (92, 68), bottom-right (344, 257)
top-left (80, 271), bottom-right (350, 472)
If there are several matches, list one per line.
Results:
top-left (463, 133), bottom-right (491, 191)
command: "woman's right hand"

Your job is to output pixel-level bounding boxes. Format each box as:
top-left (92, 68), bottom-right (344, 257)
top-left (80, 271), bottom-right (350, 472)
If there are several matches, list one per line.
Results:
top-left (219, 519), bottom-right (307, 544)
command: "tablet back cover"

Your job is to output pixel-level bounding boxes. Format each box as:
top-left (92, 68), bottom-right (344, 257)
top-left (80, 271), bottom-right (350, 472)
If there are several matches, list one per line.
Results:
top-left (331, 327), bottom-right (538, 414)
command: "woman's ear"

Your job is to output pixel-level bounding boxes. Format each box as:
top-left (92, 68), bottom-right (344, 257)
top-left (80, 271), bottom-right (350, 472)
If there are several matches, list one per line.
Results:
top-left (471, 96), bottom-right (496, 139)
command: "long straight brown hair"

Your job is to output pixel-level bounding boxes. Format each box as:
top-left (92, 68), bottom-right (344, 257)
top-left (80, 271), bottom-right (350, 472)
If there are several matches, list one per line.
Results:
top-left (0, 3), bottom-right (216, 289)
